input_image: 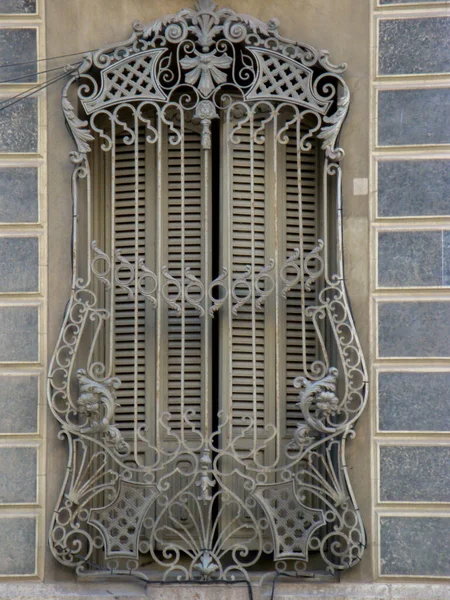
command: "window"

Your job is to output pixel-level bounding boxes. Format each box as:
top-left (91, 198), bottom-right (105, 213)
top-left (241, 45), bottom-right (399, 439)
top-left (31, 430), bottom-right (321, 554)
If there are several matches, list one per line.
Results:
top-left (49, 0), bottom-right (367, 582)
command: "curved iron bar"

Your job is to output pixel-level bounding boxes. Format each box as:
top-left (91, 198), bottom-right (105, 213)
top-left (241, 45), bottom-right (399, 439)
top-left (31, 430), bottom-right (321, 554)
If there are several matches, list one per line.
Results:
top-left (48, 0), bottom-right (367, 584)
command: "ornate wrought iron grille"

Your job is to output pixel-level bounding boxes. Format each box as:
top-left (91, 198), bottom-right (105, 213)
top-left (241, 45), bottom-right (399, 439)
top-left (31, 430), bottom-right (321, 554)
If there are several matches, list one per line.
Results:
top-left (48, 0), bottom-right (368, 583)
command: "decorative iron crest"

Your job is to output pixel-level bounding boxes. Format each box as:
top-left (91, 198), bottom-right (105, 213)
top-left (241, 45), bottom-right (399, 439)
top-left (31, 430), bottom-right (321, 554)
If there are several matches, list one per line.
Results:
top-left (64, 0), bottom-right (348, 160)
top-left (49, 0), bottom-right (368, 585)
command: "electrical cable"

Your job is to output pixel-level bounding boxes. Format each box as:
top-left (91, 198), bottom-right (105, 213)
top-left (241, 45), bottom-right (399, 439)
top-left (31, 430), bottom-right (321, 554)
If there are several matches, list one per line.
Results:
top-left (0, 48), bottom-right (99, 70)
top-left (0, 49), bottom-right (100, 112)
top-left (0, 66), bottom-right (80, 113)
top-left (269, 571), bottom-right (318, 600)
top-left (0, 60), bottom-right (82, 86)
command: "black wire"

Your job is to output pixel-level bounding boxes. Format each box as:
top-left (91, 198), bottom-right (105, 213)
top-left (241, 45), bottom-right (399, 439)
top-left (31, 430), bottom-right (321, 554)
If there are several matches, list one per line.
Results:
top-left (0, 66), bottom-right (80, 113)
top-left (269, 571), bottom-right (317, 600)
top-left (0, 48), bottom-right (99, 70)
top-left (0, 60), bottom-right (82, 85)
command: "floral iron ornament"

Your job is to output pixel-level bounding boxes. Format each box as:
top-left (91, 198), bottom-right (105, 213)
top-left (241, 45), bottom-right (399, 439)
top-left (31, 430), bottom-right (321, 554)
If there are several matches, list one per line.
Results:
top-left (48, 0), bottom-right (367, 585)
top-left (180, 50), bottom-right (233, 97)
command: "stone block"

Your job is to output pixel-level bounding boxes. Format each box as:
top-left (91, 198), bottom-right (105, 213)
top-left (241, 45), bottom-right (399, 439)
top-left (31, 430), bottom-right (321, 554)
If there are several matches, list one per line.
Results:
top-left (0, 516), bottom-right (36, 575)
top-left (380, 446), bottom-right (450, 502)
top-left (378, 160), bottom-right (450, 217)
top-left (380, 517), bottom-right (450, 576)
top-left (0, 237), bottom-right (38, 292)
top-left (0, 374), bottom-right (38, 433)
top-left (0, 97), bottom-right (37, 153)
top-left (378, 301), bottom-right (450, 357)
top-left (0, 0), bottom-right (36, 12)
top-left (0, 446), bottom-right (37, 503)
top-left (0, 167), bottom-right (38, 223)
top-left (0, 306), bottom-right (38, 362)
top-left (378, 231), bottom-right (442, 287)
top-left (379, 18), bottom-right (450, 75)
top-left (0, 29), bottom-right (37, 82)
top-left (380, 0), bottom-right (443, 3)
top-left (378, 371), bottom-right (450, 431)
top-left (378, 89), bottom-right (450, 146)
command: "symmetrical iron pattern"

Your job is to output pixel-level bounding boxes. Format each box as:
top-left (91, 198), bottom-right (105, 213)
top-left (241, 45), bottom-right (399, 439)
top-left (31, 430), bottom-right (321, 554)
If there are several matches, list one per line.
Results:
top-left (49, 0), bottom-right (368, 584)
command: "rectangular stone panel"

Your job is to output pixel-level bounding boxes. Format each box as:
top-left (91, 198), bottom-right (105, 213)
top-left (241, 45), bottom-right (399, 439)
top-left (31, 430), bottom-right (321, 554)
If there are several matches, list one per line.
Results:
top-left (0, 29), bottom-right (37, 83)
top-left (379, 18), bottom-right (450, 76)
top-left (0, 97), bottom-right (37, 153)
top-left (0, 447), bottom-right (37, 503)
top-left (378, 371), bottom-right (450, 431)
top-left (0, 516), bottom-right (36, 575)
top-left (0, 0), bottom-right (36, 13)
top-left (443, 231), bottom-right (450, 286)
top-left (378, 301), bottom-right (450, 357)
top-left (0, 374), bottom-right (38, 433)
top-left (0, 167), bottom-right (38, 223)
top-left (0, 306), bottom-right (38, 362)
top-left (380, 517), bottom-right (450, 576)
top-left (380, 0), bottom-right (443, 3)
top-left (378, 160), bottom-right (450, 217)
top-left (378, 231), bottom-right (443, 287)
top-left (380, 446), bottom-right (450, 502)
top-left (378, 89), bottom-right (450, 146)
top-left (0, 237), bottom-right (38, 292)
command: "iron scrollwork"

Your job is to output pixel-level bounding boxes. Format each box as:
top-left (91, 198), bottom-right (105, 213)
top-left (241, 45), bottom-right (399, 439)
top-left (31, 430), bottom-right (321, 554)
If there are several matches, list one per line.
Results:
top-left (49, 0), bottom-right (367, 585)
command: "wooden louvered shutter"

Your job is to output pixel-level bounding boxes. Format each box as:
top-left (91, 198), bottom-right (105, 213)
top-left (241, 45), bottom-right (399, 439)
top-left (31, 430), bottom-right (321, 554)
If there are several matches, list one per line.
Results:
top-left (282, 121), bottom-right (320, 436)
top-left (110, 119), bottom-right (205, 459)
top-left (113, 126), bottom-right (150, 452)
top-left (100, 105), bottom-right (319, 548)
top-left (220, 108), bottom-right (320, 454)
top-left (222, 110), bottom-right (273, 446)
top-left (162, 122), bottom-right (205, 438)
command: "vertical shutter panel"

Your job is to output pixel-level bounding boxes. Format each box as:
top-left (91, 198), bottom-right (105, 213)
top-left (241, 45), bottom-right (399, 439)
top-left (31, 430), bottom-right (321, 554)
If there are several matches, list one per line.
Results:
top-left (223, 110), bottom-right (320, 443)
top-left (284, 126), bottom-right (319, 433)
top-left (165, 125), bottom-right (204, 433)
top-left (113, 129), bottom-right (147, 439)
top-left (111, 123), bottom-right (204, 441)
top-left (230, 120), bottom-right (267, 437)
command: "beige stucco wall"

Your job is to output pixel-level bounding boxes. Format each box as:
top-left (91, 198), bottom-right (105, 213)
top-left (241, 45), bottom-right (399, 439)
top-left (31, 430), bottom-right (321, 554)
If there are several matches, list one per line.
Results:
top-left (45, 0), bottom-right (372, 584)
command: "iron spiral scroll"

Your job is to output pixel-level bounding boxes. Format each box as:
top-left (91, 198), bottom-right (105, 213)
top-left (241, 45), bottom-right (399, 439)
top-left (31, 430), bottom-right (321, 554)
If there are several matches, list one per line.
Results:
top-left (48, 0), bottom-right (368, 584)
